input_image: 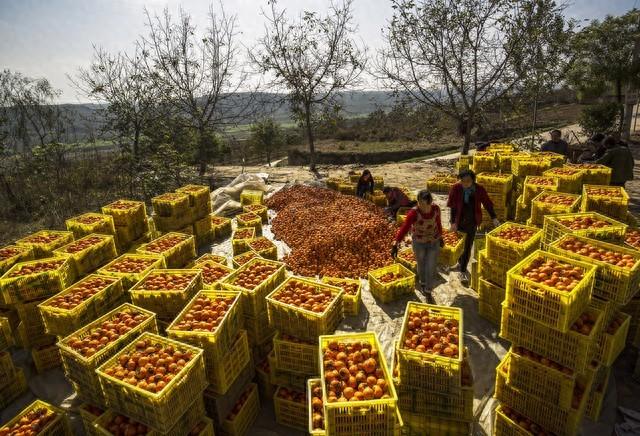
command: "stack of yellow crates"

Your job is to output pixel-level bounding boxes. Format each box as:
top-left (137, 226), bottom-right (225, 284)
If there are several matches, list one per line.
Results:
top-left (476, 172), bottom-right (513, 228)
top-left (511, 156), bottom-right (553, 223)
top-left (0, 319), bottom-right (27, 409)
top-left (101, 200), bottom-right (150, 252)
top-left (394, 302), bottom-right (473, 435)
top-left (496, 249), bottom-right (601, 436)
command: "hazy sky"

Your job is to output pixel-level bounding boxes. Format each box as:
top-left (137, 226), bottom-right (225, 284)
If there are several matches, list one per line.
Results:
top-left (1, 0), bottom-right (637, 103)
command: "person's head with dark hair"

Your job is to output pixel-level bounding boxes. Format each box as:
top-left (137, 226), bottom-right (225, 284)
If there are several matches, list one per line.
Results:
top-left (416, 189), bottom-right (434, 213)
top-left (382, 187), bottom-right (392, 194)
top-left (458, 169), bottom-right (476, 189)
top-left (590, 133), bottom-right (605, 143)
top-left (603, 136), bottom-right (618, 149)
top-left (550, 129), bottom-right (562, 142)
top-left (360, 169), bottom-right (372, 183)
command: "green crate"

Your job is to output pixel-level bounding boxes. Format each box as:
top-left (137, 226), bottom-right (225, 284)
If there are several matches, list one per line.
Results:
top-left (266, 276), bottom-right (344, 342)
top-left (96, 332), bottom-right (207, 433)
top-left (0, 257), bottom-right (76, 304)
top-left (15, 230), bottom-right (75, 258)
top-left (53, 233), bottom-right (118, 276)
top-left (368, 263), bottom-right (415, 303)
top-left (0, 244), bottom-right (33, 275)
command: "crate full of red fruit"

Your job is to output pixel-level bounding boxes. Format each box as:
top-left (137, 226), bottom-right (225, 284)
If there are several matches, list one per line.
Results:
top-left (129, 269), bottom-right (203, 320)
top-left (506, 250), bottom-right (596, 332)
top-left (236, 212), bottom-right (263, 235)
top-left (522, 176), bottom-right (558, 202)
top-left (192, 259), bottom-right (234, 289)
top-left (511, 156), bottom-right (552, 177)
top-left (625, 227), bottom-right (640, 252)
top-left (541, 212), bottom-right (627, 249)
top-left (98, 254), bottom-right (165, 289)
top-left (102, 199), bottom-right (147, 227)
top-left (395, 247), bottom-right (416, 273)
top-left (248, 236), bottom-right (277, 260)
top-left (210, 215), bottom-right (232, 240)
top-left (581, 184), bottom-right (629, 221)
top-left (476, 172), bottom-right (514, 196)
top-left (15, 229), bottom-right (75, 258)
top-left (53, 233), bottom-right (118, 276)
top-left (529, 191), bottom-right (581, 227)
top-left (65, 212), bottom-right (116, 239)
top-left (396, 302), bottom-right (464, 392)
top-left (221, 257), bottom-right (286, 316)
top-left (0, 399), bottom-right (72, 436)
top-left (267, 276), bottom-right (344, 342)
top-left (438, 230), bottom-right (466, 267)
top-left (274, 386), bottom-right (308, 432)
top-left (566, 163), bottom-right (612, 185)
top-left (176, 184), bottom-right (211, 217)
top-left (232, 250), bottom-right (260, 269)
top-left (543, 166), bottom-right (584, 193)
top-left (320, 276), bottom-right (362, 317)
top-left (96, 332), bottom-right (207, 433)
top-left (318, 332), bottom-right (398, 435)
top-left (243, 203), bottom-right (268, 223)
top-left (368, 263), bottom-right (415, 304)
top-left (0, 257), bottom-right (76, 304)
top-left (136, 232), bottom-right (196, 269)
top-left (231, 227), bottom-right (256, 255)
top-left (486, 222), bottom-right (542, 267)
top-left (500, 304), bottom-right (603, 373)
top-left (0, 244), bottom-right (32, 275)
top-left (58, 303), bottom-right (158, 406)
top-left (549, 235), bottom-right (640, 305)
top-left (38, 274), bottom-right (125, 338)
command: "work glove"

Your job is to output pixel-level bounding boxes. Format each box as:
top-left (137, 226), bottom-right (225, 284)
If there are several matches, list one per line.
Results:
top-left (391, 244), bottom-right (398, 259)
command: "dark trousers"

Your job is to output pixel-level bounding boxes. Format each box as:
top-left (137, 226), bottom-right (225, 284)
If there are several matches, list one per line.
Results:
top-left (611, 181), bottom-right (626, 188)
top-left (458, 223), bottom-right (476, 272)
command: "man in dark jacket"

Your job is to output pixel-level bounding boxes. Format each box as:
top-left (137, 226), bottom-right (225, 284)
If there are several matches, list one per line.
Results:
top-left (595, 136), bottom-right (635, 187)
top-left (541, 129), bottom-right (569, 156)
top-left (447, 169), bottom-right (499, 279)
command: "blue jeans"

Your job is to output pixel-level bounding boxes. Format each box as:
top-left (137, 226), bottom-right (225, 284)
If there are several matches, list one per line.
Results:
top-left (412, 240), bottom-right (440, 290)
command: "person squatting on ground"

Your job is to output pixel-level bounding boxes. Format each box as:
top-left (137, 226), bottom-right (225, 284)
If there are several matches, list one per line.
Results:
top-left (383, 186), bottom-right (415, 218)
top-left (356, 169), bottom-right (374, 198)
top-left (392, 190), bottom-right (443, 300)
top-left (447, 169), bottom-right (499, 280)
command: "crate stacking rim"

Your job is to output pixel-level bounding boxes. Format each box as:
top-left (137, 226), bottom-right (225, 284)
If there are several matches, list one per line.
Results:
top-left (542, 211), bottom-right (628, 249)
top-left (396, 302), bottom-right (464, 392)
top-left (505, 249), bottom-right (596, 333)
top-left (96, 332), bottom-right (207, 433)
top-left (566, 163), bottom-right (612, 185)
top-left (318, 332), bottom-right (398, 436)
top-left (549, 234), bottom-right (640, 305)
top-left (266, 276), bottom-right (344, 343)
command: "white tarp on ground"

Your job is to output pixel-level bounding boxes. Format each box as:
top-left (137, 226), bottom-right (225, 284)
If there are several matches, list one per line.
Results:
top-left (1, 175), bottom-right (618, 436)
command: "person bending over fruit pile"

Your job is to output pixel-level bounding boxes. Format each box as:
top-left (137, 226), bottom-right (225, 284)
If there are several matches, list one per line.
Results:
top-left (356, 169), bottom-right (375, 198)
top-left (447, 169), bottom-right (499, 281)
top-left (392, 190), bottom-right (442, 300)
top-left (383, 186), bottom-right (415, 218)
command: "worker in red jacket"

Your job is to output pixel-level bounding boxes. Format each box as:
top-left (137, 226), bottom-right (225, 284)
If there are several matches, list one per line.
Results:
top-left (392, 190), bottom-right (443, 301)
top-left (447, 169), bottom-right (499, 280)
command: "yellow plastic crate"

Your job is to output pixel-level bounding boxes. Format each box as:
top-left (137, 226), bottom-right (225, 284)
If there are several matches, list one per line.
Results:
top-left (167, 289), bottom-right (243, 373)
top-left (0, 367), bottom-right (27, 409)
top-left (273, 331), bottom-right (319, 375)
top-left (624, 227), bottom-right (640, 251)
top-left (426, 175), bottom-right (457, 193)
top-left (195, 253), bottom-right (228, 266)
top-left (514, 196), bottom-right (531, 223)
top-left (325, 177), bottom-right (342, 190)
top-left (598, 311), bottom-right (631, 366)
top-left (188, 417), bottom-right (214, 436)
top-left (274, 386), bottom-right (308, 431)
top-left (77, 403), bottom-right (105, 436)
top-left (566, 163), bottom-right (612, 185)
top-left (401, 413), bottom-right (466, 436)
top-left (193, 215), bottom-right (213, 245)
top-left (102, 199), bottom-right (146, 227)
top-left (486, 222), bottom-right (541, 267)
top-left (222, 383), bottom-right (260, 436)
top-left (31, 342), bottom-right (61, 373)
top-left (529, 191), bottom-right (582, 227)
top-left (471, 151), bottom-right (496, 173)
top-left (38, 275), bottom-right (124, 337)
top-left (396, 302), bottom-right (463, 392)
top-left (136, 232), bottom-right (196, 268)
top-left (129, 269), bottom-right (203, 321)
top-left (232, 250), bottom-right (260, 269)
top-left (267, 276), bottom-right (344, 342)
top-left (497, 151), bottom-right (528, 172)
top-left (243, 204), bottom-right (268, 223)
top-left (236, 212), bottom-right (263, 236)
top-left (439, 231), bottom-right (466, 267)
top-left (152, 192), bottom-right (190, 217)
top-left (368, 263), bottom-right (415, 303)
top-left (494, 403), bottom-right (554, 436)
top-left (395, 247), bottom-right (416, 272)
top-left (319, 332), bottom-right (398, 436)
top-left (532, 151), bottom-right (566, 167)
top-left (248, 236), bottom-right (277, 260)
top-left (0, 257), bottom-right (76, 304)
top-left (522, 175), bottom-right (559, 202)
top-left (0, 244), bottom-right (33, 275)
top-left (320, 276), bottom-right (362, 316)
top-left (244, 310), bottom-right (275, 346)
top-left (542, 166), bottom-right (584, 193)
top-left (176, 184), bottom-right (211, 209)
top-left (53, 233), bottom-right (118, 276)
top-left (478, 278), bottom-right (505, 325)
top-left (495, 353), bottom-right (592, 436)
top-left (98, 253), bottom-right (165, 289)
top-left (66, 212), bottom-right (116, 239)
top-left (0, 399), bottom-right (72, 436)
top-left (192, 259), bottom-right (234, 289)
top-left (511, 156), bottom-right (551, 178)
top-left (221, 257), bottom-right (286, 316)
top-left (58, 303), bottom-right (158, 406)
top-left (211, 215), bottom-right (233, 240)
top-left (478, 249), bottom-right (510, 287)
top-left (395, 206), bottom-right (411, 225)
top-left (15, 229), bottom-right (75, 258)
top-left (505, 250), bottom-right (596, 332)
top-left (507, 346), bottom-right (581, 411)
top-left (0, 350), bottom-right (16, 388)
top-left (114, 218), bottom-right (149, 247)
top-left (240, 189), bottom-right (265, 205)
top-left (585, 365), bottom-right (611, 422)
top-left (581, 184), bottom-right (629, 221)
top-left (338, 183), bottom-right (356, 196)
top-left (542, 212), bottom-right (628, 250)
top-left (500, 304), bottom-right (602, 373)
top-left (307, 378), bottom-right (326, 436)
top-left (476, 172), bottom-right (514, 196)
top-left (96, 332), bottom-right (207, 433)
top-left (231, 227), bottom-right (256, 256)
top-left (549, 234), bottom-right (640, 305)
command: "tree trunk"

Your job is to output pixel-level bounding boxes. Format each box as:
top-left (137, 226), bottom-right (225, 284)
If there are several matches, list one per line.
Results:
top-left (616, 79), bottom-right (625, 134)
top-left (266, 148), bottom-right (271, 167)
top-left (530, 91), bottom-right (540, 150)
top-left (133, 126), bottom-right (141, 160)
top-left (0, 173), bottom-right (22, 212)
top-left (198, 128), bottom-right (207, 176)
top-left (461, 117), bottom-right (473, 155)
top-left (304, 104), bottom-right (316, 171)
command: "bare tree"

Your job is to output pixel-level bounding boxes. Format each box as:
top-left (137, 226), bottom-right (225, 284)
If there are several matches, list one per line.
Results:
top-left (141, 4), bottom-right (257, 175)
top-left (72, 47), bottom-right (159, 159)
top-left (378, 0), bottom-right (552, 154)
top-left (252, 0), bottom-right (366, 171)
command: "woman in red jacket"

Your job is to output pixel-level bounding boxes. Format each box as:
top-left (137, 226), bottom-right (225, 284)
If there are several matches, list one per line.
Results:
top-left (447, 169), bottom-right (499, 280)
top-left (392, 190), bottom-right (442, 300)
